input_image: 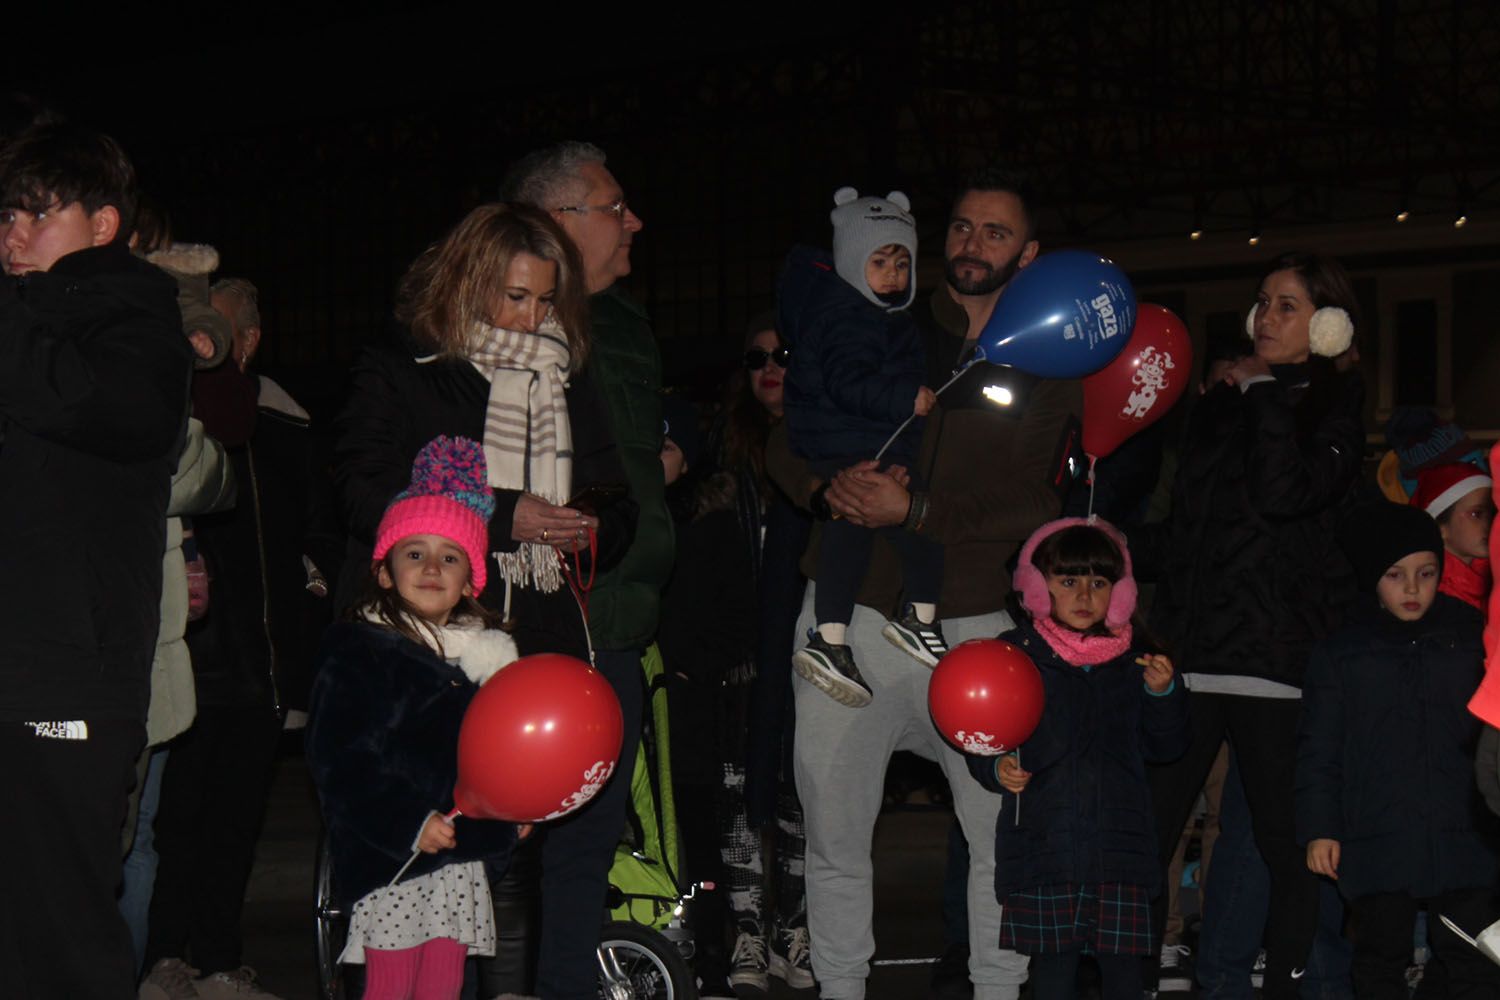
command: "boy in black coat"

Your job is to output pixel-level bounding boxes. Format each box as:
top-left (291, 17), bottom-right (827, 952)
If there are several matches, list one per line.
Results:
top-left (1297, 501), bottom-right (1500, 998)
top-left (0, 123), bottom-right (193, 998)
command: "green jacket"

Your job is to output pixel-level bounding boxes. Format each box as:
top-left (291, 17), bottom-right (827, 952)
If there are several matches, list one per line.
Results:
top-left (586, 289), bottom-right (675, 649)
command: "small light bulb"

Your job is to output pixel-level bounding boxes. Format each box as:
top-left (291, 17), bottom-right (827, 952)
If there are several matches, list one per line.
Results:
top-left (1189, 229), bottom-right (1203, 240)
top-left (1395, 210), bottom-right (1410, 222)
top-left (1455, 214), bottom-right (1468, 228)
top-left (1247, 233), bottom-right (1261, 246)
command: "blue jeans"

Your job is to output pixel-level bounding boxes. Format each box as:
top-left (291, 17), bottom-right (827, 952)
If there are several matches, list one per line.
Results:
top-left (1196, 749), bottom-right (1352, 1000)
top-left (119, 746), bottom-right (168, 975)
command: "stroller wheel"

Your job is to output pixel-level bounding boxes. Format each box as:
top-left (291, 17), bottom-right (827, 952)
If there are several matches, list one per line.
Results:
top-left (597, 920), bottom-right (698, 999)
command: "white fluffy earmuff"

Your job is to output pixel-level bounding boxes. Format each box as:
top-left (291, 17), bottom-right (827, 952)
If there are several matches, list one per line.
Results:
top-left (1244, 303), bottom-right (1355, 358)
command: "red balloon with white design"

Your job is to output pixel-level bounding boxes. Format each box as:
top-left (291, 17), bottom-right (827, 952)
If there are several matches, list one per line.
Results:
top-left (452, 653), bottom-right (624, 822)
top-left (928, 639), bottom-right (1045, 756)
top-left (1081, 304), bottom-right (1193, 459)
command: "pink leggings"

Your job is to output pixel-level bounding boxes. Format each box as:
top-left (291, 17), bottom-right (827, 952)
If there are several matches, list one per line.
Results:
top-left (361, 937), bottom-right (468, 1000)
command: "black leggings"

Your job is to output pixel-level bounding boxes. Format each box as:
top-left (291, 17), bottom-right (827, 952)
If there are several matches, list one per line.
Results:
top-left (1027, 951), bottom-right (1142, 1000)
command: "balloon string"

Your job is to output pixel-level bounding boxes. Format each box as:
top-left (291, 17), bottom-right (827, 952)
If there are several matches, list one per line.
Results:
top-left (387, 808), bottom-right (463, 887)
top-left (873, 361), bottom-right (975, 464)
top-left (557, 528), bottom-right (599, 666)
top-left (1086, 454), bottom-right (1098, 520)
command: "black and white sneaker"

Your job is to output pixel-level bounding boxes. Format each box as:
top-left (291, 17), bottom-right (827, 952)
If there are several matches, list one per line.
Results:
top-left (1157, 943), bottom-right (1192, 992)
top-left (793, 632), bottom-right (873, 707)
top-left (881, 605), bottom-right (949, 667)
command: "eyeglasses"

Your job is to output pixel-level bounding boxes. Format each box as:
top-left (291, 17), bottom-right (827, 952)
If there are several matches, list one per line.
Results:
top-left (554, 198), bottom-right (630, 220)
top-left (743, 347), bottom-right (790, 371)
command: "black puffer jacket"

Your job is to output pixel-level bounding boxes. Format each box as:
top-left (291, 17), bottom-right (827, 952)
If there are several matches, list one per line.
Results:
top-left (967, 616), bottom-right (1190, 896)
top-left (1296, 595), bottom-right (1500, 900)
top-left (1136, 364), bottom-right (1364, 686)
top-left (0, 242), bottom-right (192, 723)
top-left (333, 340), bottom-right (635, 662)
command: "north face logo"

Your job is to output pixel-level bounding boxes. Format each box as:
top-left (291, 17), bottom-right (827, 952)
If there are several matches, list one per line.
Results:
top-left (27, 720), bottom-right (89, 740)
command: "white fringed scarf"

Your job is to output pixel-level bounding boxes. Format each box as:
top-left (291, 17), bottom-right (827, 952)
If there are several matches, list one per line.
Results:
top-left (467, 318), bottom-right (573, 593)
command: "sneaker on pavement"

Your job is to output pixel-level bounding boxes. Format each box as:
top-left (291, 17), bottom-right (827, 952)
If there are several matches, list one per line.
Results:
top-left (792, 633), bottom-right (872, 708)
top-left (881, 605), bottom-right (950, 667)
top-left (929, 941), bottom-right (972, 1000)
top-left (770, 924), bottom-right (815, 990)
top-left (1157, 942), bottom-right (1192, 992)
top-left (139, 958), bottom-right (201, 1000)
top-left (194, 967), bottom-right (283, 1000)
top-left (728, 929), bottom-right (770, 997)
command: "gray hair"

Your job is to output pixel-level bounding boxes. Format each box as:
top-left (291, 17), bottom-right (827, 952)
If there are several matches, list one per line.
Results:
top-left (500, 140), bottom-right (607, 209)
top-left (211, 277), bottom-right (261, 331)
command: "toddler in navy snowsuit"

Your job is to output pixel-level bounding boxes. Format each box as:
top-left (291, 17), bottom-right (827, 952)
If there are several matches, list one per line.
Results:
top-left (781, 187), bottom-right (946, 709)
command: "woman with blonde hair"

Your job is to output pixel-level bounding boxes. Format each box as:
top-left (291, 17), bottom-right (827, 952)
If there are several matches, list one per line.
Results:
top-left (334, 202), bottom-right (636, 994)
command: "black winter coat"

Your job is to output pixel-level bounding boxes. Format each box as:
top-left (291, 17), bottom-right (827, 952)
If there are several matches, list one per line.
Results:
top-left (306, 621), bottom-right (517, 908)
top-left (0, 242), bottom-right (192, 722)
top-left (1136, 365), bottom-right (1364, 686)
top-left (968, 618), bottom-right (1190, 897)
top-left (779, 245), bottom-right (926, 464)
top-left (1295, 595), bottom-right (1500, 901)
top-left (333, 341), bottom-right (635, 662)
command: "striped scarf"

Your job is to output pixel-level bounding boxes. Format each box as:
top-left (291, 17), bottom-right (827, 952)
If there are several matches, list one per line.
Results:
top-left (467, 318), bottom-right (573, 592)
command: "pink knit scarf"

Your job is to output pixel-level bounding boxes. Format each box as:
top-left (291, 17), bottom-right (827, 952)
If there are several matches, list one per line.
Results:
top-left (1034, 614), bottom-right (1133, 666)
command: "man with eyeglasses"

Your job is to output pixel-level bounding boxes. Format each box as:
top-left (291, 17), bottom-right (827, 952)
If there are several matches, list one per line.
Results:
top-left (767, 168), bottom-right (1083, 1000)
top-left (502, 141), bottom-right (673, 1000)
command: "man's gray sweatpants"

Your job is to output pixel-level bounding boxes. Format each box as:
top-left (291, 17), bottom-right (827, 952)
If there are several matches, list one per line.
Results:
top-left (793, 588), bottom-right (1028, 1000)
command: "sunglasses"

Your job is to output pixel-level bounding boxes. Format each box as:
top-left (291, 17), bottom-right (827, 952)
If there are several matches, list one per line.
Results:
top-left (744, 347), bottom-right (790, 371)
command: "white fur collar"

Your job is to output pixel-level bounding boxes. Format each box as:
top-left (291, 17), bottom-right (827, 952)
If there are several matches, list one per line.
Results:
top-left (360, 611), bottom-right (518, 685)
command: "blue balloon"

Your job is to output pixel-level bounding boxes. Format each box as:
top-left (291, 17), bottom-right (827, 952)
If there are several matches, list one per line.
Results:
top-left (973, 250), bottom-right (1137, 379)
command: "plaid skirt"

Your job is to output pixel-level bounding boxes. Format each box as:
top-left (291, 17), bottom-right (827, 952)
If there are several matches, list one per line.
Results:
top-left (998, 882), bottom-right (1154, 955)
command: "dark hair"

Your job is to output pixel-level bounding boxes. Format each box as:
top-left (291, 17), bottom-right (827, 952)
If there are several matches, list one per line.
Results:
top-left (1260, 251), bottom-right (1360, 333)
top-left (130, 194), bottom-right (171, 254)
top-left (952, 166), bottom-right (1039, 242)
top-left (0, 122), bottom-right (139, 237)
top-left (348, 552), bottom-right (504, 656)
top-left (719, 314), bottom-right (783, 487)
top-left (1031, 525), bottom-right (1125, 584)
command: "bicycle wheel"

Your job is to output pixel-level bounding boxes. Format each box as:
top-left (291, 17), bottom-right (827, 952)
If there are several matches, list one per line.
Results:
top-left (597, 920), bottom-right (698, 1000)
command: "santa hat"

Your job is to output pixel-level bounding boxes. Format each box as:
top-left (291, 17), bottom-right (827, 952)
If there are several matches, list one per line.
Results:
top-left (375, 436), bottom-right (495, 596)
top-left (1411, 462), bottom-right (1492, 520)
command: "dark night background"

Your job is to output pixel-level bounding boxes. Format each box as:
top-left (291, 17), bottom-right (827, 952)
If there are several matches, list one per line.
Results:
top-left (9, 3), bottom-right (1500, 425)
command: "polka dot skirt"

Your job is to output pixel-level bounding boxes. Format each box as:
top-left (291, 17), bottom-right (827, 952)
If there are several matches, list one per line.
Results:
top-left (339, 861), bottom-right (496, 963)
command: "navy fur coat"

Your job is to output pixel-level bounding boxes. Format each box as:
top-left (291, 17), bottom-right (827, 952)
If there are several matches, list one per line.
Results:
top-left (968, 617), bottom-right (1191, 897)
top-left (306, 620), bottom-right (518, 907)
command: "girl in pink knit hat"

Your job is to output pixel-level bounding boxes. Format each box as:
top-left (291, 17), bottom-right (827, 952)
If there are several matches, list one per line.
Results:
top-left (307, 435), bottom-right (525, 1000)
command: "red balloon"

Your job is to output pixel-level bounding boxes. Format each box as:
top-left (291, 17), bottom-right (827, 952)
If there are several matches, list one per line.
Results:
top-left (1081, 304), bottom-right (1193, 459)
top-left (928, 639), bottom-right (1044, 756)
top-left (453, 653), bottom-right (624, 823)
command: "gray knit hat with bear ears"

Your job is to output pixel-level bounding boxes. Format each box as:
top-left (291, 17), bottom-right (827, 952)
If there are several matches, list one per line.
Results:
top-left (830, 187), bottom-right (917, 310)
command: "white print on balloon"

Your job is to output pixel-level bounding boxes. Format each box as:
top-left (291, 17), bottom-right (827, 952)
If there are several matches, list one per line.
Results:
top-left (1091, 293), bottom-right (1121, 339)
top-left (953, 730), bottom-right (1004, 756)
top-left (1120, 346), bottom-right (1177, 420)
top-left (542, 760), bottom-right (616, 820)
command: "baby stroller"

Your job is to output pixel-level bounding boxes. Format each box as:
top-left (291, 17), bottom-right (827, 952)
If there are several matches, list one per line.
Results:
top-left (314, 644), bottom-right (699, 999)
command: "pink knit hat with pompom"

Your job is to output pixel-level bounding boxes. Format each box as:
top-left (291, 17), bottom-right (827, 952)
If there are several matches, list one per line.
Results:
top-left (374, 436), bottom-right (494, 596)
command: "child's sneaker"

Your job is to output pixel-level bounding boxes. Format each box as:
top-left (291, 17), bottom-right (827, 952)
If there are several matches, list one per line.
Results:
top-left (881, 604), bottom-right (949, 667)
top-left (793, 632), bottom-right (873, 707)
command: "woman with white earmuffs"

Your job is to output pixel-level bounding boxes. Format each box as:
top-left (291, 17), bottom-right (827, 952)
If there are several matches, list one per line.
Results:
top-left (1130, 252), bottom-right (1366, 1000)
